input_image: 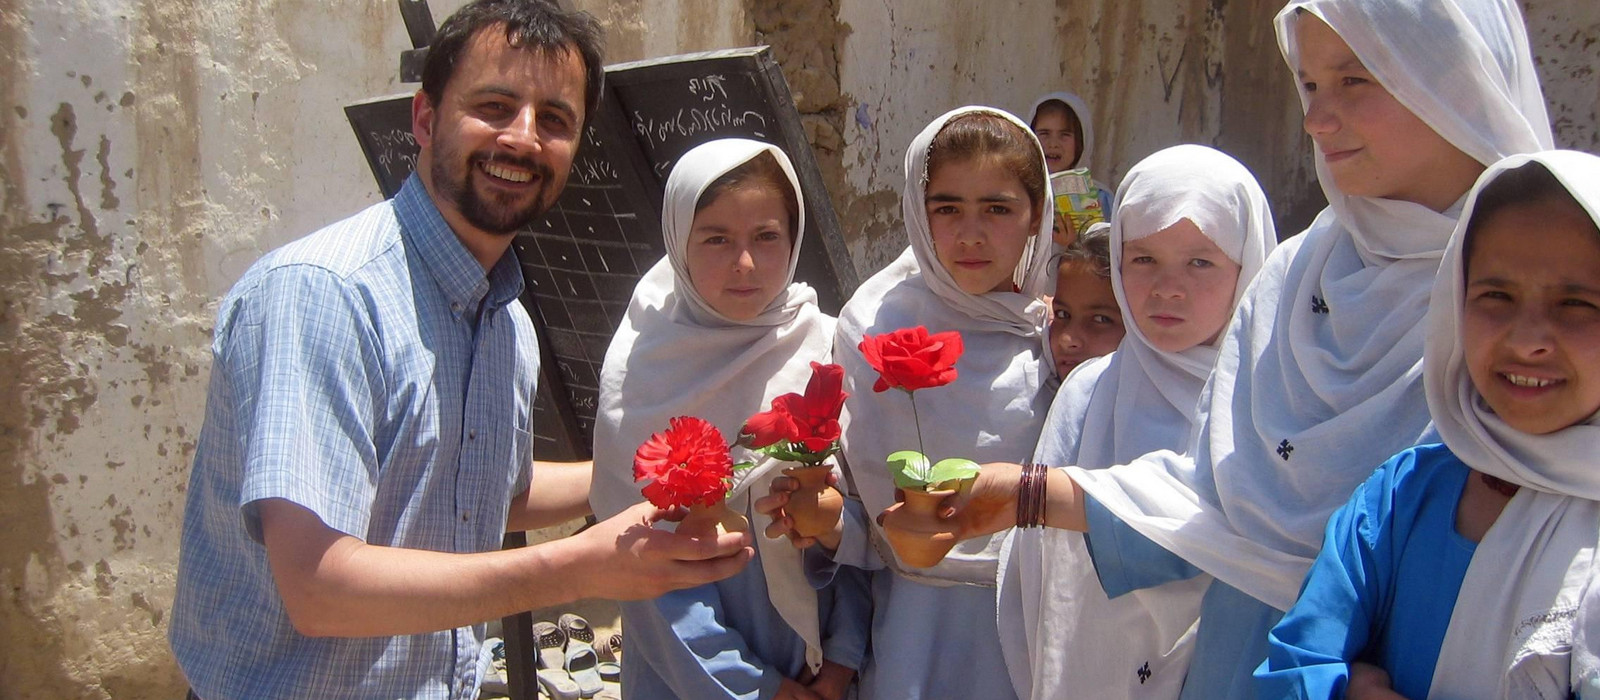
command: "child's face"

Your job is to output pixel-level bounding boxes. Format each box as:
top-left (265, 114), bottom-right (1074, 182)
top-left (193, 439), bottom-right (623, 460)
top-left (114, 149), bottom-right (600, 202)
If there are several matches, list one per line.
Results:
top-left (1120, 218), bottom-right (1242, 353)
top-left (1050, 261), bottom-right (1124, 378)
top-left (1462, 200), bottom-right (1600, 435)
top-left (686, 186), bottom-right (794, 320)
top-left (1033, 111), bottom-right (1078, 173)
top-left (926, 157), bottom-right (1040, 295)
top-left (1294, 14), bottom-right (1483, 212)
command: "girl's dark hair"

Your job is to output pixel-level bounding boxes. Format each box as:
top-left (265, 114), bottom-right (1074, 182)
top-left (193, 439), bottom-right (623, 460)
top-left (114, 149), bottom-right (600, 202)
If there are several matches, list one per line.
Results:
top-left (1032, 99), bottom-right (1086, 169)
top-left (421, 0), bottom-right (606, 123)
top-left (926, 112), bottom-right (1049, 217)
top-left (1059, 222), bottom-right (1112, 279)
top-left (695, 151), bottom-right (802, 239)
top-left (1464, 160), bottom-right (1595, 261)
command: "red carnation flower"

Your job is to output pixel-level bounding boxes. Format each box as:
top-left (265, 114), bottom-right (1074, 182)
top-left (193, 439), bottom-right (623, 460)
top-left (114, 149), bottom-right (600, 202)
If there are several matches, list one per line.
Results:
top-left (858, 327), bottom-right (964, 393)
top-left (633, 416), bottom-right (735, 510)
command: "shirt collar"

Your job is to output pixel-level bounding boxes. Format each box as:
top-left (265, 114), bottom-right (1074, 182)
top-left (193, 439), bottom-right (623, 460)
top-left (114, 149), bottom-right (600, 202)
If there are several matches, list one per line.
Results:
top-left (394, 173), bottom-right (526, 312)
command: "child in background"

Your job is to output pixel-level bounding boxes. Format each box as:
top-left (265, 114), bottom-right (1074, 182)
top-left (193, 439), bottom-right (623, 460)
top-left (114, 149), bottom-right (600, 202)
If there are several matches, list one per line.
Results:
top-left (1258, 151), bottom-right (1600, 699)
top-left (760, 106), bottom-right (1056, 700)
top-left (590, 139), bottom-right (866, 700)
top-left (1027, 92), bottom-right (1112, 250)
top-left (1001, 145), bottom-right (1277, 700)
top-left (1048, 223), bottom-right (1124, 382)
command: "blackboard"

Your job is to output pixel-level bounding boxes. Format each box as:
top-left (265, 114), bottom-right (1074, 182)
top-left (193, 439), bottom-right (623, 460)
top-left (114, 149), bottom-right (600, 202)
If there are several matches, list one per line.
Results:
top-left (346, 46), bottom-right (859, 462)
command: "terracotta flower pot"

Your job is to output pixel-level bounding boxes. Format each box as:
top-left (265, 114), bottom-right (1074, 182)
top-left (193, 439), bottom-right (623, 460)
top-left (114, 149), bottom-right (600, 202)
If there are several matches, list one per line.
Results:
top-left (677, 498), bottom-right (750, 539)
top-left (782, 464), bottom-right (845, 540)
top-left (880, 487), bottom-right (959, 569)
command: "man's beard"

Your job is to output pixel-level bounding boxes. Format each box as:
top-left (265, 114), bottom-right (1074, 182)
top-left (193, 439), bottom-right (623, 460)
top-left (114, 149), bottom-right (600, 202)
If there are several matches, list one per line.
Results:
top-left (431, 147), bottom-right (557, 236)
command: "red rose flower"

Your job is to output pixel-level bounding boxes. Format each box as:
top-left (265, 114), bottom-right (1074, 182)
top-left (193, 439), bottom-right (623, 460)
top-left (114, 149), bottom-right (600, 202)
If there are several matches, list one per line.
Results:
top-left (858, 327), bottom-right (964, 393)
top-left (740, 407), bottom-right (801, 450)
top-left (772, 362), bottom-right (847, 453)
top-left (633, 416), bottom-right (735, 510)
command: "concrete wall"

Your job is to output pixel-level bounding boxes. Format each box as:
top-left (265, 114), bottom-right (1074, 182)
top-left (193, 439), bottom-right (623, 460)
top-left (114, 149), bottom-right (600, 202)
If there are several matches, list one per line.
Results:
top-left (0, 0), bottom-right (1594, 698)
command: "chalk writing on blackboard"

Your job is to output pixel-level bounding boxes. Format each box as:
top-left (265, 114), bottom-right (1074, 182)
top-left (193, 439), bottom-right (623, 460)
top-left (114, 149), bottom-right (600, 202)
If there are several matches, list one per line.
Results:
top-left (688, 74), bottom-right (728, 101)
top-left (632, 106), bottom-right (770, 151)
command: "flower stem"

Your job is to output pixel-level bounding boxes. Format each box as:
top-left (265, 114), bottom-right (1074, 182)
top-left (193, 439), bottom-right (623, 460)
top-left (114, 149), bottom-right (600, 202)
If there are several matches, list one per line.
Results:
top-left (910, 392), bottom-right (926, 459)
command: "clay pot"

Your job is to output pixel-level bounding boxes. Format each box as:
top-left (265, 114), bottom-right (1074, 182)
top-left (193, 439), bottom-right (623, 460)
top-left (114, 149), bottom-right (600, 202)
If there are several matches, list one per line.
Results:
top-left (782, 464), bottom-right (845, 540)
top-left (880, 487), bottom-right (959, 569)
top-left (677, 499), bottom-right (751, 539)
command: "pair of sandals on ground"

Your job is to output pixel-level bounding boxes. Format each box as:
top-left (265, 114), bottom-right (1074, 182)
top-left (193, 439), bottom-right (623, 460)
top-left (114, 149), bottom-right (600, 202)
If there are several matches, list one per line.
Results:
top-left (482, 613), bottom-right (623, 699)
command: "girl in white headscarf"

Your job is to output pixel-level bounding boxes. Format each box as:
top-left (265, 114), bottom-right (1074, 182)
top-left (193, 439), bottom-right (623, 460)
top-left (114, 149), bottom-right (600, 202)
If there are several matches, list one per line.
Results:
top-left (947, 0), bottom-right (1555, 695)
top-left (760, 106), bottom-right (1055, 699)
top-left (1258, 150), bottom-right (1600, 699)
top-left (590, 139), bottom-right (866, 700)
top-left (998, 144), bottom-right (1277, 699)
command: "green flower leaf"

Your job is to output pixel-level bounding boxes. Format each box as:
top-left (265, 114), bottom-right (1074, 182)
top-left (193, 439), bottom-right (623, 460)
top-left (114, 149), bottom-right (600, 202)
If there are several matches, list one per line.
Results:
top-left (927, 458), bottom-right (980, 490)
top-left (888, 450), bottom-right (932, 489)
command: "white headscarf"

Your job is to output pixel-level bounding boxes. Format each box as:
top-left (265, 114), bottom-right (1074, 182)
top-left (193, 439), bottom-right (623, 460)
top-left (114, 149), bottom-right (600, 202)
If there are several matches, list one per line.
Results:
top-left (996, 145), bottom-right (1277, 699)
top-left (1064, 0), bottom-right (1554, 612)
top-left (836, 106), bottom-right (1054, 586)
top-left (1424, 151), bottom-right (1600, 699)
top-left (589, 138), bottom-right (834, 668)
top-left (1026, 91), bottom-right (1096, 171)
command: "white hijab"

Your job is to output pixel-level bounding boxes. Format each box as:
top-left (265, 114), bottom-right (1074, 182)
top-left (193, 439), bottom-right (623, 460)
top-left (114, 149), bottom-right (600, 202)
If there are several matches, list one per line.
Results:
top-left (1426, 151), bottom-right (1600, 699)
top-left (1026, 91), bottom-right (1096, 171)
top-left (1065, 0), bottom-right (1554, 612)
top-left (997, 145), bottom-right (1276, 699)
top-left (836, 106), bottom-right (1054, 586)
top-left (589, 138), bottom-right (834, 668)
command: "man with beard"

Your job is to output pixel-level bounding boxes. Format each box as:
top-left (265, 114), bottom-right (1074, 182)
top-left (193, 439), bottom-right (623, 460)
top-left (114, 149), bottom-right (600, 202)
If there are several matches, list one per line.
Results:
top-left (169, 2), bottom-right (753, 698)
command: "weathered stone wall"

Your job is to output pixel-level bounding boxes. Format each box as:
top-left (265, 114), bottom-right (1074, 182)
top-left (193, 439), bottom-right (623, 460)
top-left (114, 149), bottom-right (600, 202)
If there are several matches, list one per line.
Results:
top-left (0, 0), bottom-right (1594, 698)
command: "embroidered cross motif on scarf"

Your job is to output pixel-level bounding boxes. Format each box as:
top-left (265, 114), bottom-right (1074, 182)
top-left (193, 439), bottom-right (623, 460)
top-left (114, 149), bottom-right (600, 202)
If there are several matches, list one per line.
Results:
top-left (1311, 295), bottom-right (1330, 314)
top-left (1277, 440), bottom-right (1294, 460)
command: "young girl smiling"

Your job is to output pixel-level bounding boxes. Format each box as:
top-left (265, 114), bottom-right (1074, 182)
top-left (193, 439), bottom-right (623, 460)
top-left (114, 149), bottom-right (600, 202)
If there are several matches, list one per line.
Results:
top-left (1259, 151), bottom-right (1600, 699)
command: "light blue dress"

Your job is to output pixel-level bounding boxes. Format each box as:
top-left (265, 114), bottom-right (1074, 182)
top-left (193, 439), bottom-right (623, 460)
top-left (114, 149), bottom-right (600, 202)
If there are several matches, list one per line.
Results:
top-left (621, 499), bottom-right (871, 699)
top-left (807, 497), bottom-right (1019, 700)
top-left (1255, 444), bottom-right (1474, 699)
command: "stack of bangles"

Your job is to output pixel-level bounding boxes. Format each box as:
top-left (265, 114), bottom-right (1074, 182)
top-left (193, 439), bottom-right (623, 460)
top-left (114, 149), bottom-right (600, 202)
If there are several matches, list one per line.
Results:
top-left (1016, 462), bottom-right (1049, 529)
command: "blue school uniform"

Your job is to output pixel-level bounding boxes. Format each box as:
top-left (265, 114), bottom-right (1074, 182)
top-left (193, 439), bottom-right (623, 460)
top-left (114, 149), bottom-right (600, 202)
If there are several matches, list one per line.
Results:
top-left (1253, 444), bottom-right (1475, 699)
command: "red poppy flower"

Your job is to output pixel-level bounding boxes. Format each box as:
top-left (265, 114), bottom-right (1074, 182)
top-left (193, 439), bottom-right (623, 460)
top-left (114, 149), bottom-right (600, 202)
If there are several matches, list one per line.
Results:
top-left (858, 327), bottom-right (964, 393)
top-left (633, 416), bottom-right (735, 510)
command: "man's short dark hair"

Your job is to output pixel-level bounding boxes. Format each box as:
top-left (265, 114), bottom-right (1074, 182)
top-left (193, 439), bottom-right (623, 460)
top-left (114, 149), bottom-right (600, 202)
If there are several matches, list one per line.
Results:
top-left (421, 0), bottom-right (606, 124)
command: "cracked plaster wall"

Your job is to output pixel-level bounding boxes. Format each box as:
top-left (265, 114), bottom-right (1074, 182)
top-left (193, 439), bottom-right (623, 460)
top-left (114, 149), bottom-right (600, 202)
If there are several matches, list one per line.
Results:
top-left (0, 0), bottom-right (1593, 698)
top-left (838, 0), bottom-right (1600, 270)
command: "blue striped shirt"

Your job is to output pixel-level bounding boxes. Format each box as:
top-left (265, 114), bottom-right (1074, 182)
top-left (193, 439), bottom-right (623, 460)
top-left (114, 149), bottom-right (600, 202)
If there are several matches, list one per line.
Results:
top-left (170, 174), bottom-right (538, 699)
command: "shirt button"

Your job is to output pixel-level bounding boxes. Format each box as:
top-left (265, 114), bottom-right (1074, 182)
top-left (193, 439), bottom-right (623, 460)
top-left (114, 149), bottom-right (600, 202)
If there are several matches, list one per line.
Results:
top-left (461, 511), bottom-right (470, 522)
top-left (468, 429), bottom-right (477, 440)
top-left (451, 302), bottom-right (462, 312)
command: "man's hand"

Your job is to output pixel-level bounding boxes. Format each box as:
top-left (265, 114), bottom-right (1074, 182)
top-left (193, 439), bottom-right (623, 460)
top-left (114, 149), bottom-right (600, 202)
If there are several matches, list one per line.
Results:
top-left (774, 677), bottom-right (823, 700)
top-left (1348, 662), bottom-right (1408, 700)
top-left (755, 474), bottom-right (843, 551)
top-left (558, 501), bottom-right (754, 602)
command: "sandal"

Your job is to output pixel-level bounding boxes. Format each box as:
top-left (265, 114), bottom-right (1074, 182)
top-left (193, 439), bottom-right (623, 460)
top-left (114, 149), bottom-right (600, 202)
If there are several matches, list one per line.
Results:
top-left (597, 632), bottom-right (623, 663)
top-left (564, 641), bottom-right (604, 698)
top-left (557, 613), bottom-right (595, 646)
top-left (535, 668), bottom-right (581, 700)
top-left (533, 620), bottom-right (567, 672)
